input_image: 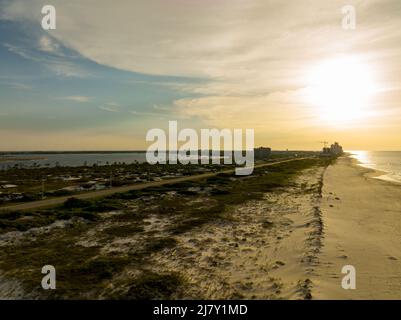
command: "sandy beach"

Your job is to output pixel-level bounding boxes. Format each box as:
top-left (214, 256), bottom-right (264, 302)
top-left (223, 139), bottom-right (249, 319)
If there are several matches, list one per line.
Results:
top-left (313, 156), bottom-right (401, 299)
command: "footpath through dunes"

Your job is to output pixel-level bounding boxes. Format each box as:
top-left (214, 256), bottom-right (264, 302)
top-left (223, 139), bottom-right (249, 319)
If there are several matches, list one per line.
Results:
top-left (313, 156), bottom-right (401, 299)
top-left (0, 157), bottom-right (331, 299)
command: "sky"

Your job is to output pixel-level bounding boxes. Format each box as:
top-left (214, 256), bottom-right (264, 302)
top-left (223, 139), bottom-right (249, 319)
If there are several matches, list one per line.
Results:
top-left (1, 0), bottom-right (401, 151)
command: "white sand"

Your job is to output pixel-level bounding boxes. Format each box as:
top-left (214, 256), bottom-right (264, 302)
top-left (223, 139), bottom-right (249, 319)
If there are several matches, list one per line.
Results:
top-left (314, 156), bottom-right (401, 299)
top-left (149, 167), bottom-right (326, 299)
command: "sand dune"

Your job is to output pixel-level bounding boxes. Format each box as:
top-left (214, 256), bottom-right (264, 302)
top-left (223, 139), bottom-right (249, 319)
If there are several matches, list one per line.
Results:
top-left (146, 166), bottom-right (327, 299)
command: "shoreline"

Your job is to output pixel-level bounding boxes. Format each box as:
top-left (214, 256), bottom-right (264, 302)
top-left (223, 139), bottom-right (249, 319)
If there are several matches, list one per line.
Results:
top-left (348, 153), bottom-right (401, 186)
top-left (0, 157), bottom-right (47, 163)
top-left (313, 155), bottom-right (401, 299)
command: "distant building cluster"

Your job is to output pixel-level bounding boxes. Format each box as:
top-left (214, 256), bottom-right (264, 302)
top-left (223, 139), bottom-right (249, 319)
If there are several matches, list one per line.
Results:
top-left (214, 147), bottom-right (271, 160)
top-left (322, 142), bottom-right (343, 156)
top-left (254, 147), bottom-right (271, 160)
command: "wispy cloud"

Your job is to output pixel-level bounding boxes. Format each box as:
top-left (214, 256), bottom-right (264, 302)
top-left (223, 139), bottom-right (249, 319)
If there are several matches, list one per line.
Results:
top-left (38, 36), bottom-right (61, 54)
top-left (46, 60), bottom-right (91, 78)
top-left (58, 96), bottom-right (93, 103)
top-left (3, 43), bottom-right (39, 61)
top-left (8, 82), bottom-right (32, 90)
top-left (98, 103), bottom-right (120, 112)
top-left (4, 42), bottom-right (90, 78)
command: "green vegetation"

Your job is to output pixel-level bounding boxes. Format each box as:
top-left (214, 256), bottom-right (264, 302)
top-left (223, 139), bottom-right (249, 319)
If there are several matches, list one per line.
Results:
top-left (0, 197), bottom-right (126, 234)
top-left (0, 161), bottom-right (230, 205)
top-left (102, 224), bottom-right (144, 237)
top-left (0, 157), bottom-right (332, 299)
top-left (118, 272), bottom-right (184, 299)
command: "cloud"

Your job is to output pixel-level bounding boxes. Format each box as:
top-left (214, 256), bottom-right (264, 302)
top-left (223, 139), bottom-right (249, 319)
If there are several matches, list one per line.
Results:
top-left (3, 43), bottom-right (39, 61)
top-left (59, 96), bottom-right (93, 102)
top-left (98, 103), bottom-right (120, 112)
top-left (38, 36), bottom-right (60, 54)
top-left (46, 60), bottom-right (91, 78)
top-left (8, 82), bottom-right (32, 90)
top-left (3, 1), bottom-right (401, 86)
top-left (173, 88), bottom-right (315, 128)
top-left (2, 0), bottom-right (401, 149)
top-left (4, 42), bottom-right (91, 78)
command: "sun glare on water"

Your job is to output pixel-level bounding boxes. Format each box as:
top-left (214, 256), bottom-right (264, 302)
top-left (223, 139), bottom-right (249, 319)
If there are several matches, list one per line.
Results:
top-left (305, 56), bottom-right (378, 125)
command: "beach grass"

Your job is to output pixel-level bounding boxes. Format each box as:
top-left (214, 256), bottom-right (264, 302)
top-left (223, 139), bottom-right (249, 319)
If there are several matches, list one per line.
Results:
top-left (0, 157), bottom-right (333, 299)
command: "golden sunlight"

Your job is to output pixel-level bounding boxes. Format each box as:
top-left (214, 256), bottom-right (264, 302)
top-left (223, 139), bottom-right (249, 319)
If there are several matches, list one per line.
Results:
top-left (305, 56), bottom-right (378, 124)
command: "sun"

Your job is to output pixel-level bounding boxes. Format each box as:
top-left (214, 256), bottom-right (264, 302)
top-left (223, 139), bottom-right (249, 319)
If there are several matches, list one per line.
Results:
top-left (305, 56), bottom-right (377, 124)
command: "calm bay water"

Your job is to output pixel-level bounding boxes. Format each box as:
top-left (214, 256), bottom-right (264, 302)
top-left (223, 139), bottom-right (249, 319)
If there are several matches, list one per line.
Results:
top-left (0, 152), bottom-right (147, 169)
top-left (350, 151), bottom-right (401, 184)
top-left (0, 152), bottom-right (222, 170)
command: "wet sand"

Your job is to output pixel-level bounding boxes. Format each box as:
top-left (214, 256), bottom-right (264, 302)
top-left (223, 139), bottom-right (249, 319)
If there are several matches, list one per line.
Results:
top-left (314, 156), bottom-right (401, 299)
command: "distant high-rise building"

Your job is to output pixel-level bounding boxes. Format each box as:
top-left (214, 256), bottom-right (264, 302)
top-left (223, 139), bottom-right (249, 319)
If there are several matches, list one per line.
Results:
top-left (330, 142), bottom-right (343, 155)
top-left (321, 142), bottom-right (343, 156)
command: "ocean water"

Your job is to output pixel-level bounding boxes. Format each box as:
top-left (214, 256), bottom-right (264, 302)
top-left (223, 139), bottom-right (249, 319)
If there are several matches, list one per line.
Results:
top-left (349, 151), bottom-right (401, 184)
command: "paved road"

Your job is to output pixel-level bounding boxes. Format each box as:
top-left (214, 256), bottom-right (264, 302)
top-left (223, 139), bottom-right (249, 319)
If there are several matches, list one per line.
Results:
top-left (0, 157), bottom-right (313, 212)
